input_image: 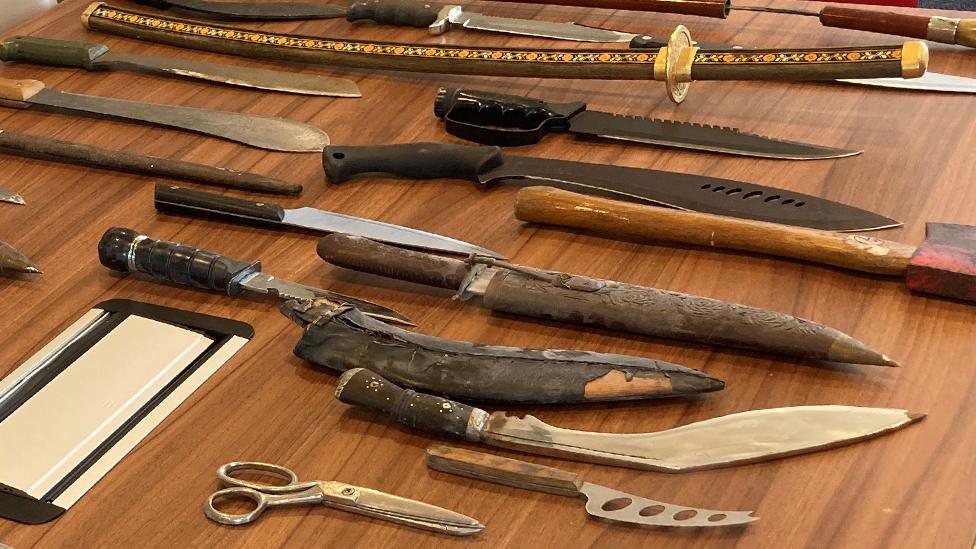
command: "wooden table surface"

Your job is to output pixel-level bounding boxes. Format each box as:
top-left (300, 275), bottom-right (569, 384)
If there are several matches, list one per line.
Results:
top-left (1, 1), bottom-right (974, 547)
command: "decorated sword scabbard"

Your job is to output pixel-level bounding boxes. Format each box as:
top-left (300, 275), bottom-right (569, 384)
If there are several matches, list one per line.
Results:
top-left (82, 3), bottom-right (927, 103)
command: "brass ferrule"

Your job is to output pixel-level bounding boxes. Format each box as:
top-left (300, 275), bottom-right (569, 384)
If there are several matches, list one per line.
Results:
top-left (955, 19), bottom-right (976, 48)
top-left (81, 2), bottom-right (105, 28)
top-left (653, 47), bottom-right (669, 81)
top-left (900, 41), bottom-right (928, 79)
top-left (672, 46), bottom-right (698, 83)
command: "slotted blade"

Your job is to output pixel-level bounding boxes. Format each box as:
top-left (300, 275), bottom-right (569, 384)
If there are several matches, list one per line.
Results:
top-left (284, 208), bottom-right (504, 258)
top-left (326, 484), bottom-right (483, 536)
top-left (840, 72), bottom-right (976, 94)
top-left (95, 51), bottom-right (360, 97)
top-left (28, 88), bottom-right (330, 152)
top-left (459, 12), bottom-right (636, 42)
top-left (239, 273), bottom-right (413, 325)
top-left (579, 483), bottom-right (757, 527)
top-left (483, 156), bottom-right (898, 231)
top-left (483, 406), bottom-right (924, 472)
top-left (567, 111), bottom-right (859, 160)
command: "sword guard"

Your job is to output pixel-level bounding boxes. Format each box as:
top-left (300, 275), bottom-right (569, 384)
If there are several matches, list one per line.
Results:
top-left (660, 26), bottom-right (698, 104)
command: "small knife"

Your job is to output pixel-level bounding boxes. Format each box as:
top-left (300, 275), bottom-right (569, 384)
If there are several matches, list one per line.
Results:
top-left (426, 446), bottom-right (757, 528)
top-left (0, 36), bottom-right (360, 98)
top-left (0, 240), bottom-right (40, 274)
top-left (434, 87), bottom-right (859, 159)
top-left (337, 368), bottom-right (925, 473)
top-left (322, 142), bottom-right (899, 232)
top-left (97, 227), bottom-right (412, 325)
top-left (0, 77), bottom-right (330, 152)
top-left (154, 184), bottom-right (504, 258)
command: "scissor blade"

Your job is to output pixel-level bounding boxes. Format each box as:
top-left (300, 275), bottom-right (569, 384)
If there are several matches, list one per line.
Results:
top-left (333, 486), bottom-right (483, 536)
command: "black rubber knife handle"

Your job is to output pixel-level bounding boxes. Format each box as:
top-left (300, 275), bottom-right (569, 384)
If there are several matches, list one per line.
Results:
top-left (346, 0), bottom-right (443, 27)
top-left (0, 36), bottom-right (109, 70)
top-left (323, 143), bottom-right (503, 183)
top-left (98, 227), bottom-right (260, 295)
top-left (154, 184), bottom-right (286, 225)
top-left (336, 368), bottom-right (477, 440)
top-left (434, 87), bottom-right (585, 146)
top-left (317, 233), bottom-right (470, 290)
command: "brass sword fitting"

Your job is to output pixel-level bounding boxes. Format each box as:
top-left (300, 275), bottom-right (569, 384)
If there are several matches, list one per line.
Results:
top-left (653, 26), bottom-right (699, 104)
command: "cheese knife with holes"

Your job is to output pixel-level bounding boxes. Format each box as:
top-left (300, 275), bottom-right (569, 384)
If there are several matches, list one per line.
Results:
top-left (426, 446), bottom-right (757, 528)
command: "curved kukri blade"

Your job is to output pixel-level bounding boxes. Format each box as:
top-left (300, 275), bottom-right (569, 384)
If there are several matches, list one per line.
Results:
top-left (579, 483), bottom-right (757, 527)
top-left (482, 157), bottom-right (899, 232)
top-left (482, 406), bottom-right (924, 473)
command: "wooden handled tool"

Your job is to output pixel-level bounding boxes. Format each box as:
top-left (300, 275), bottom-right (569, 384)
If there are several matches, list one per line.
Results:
top-left (514, 187), bottom-right (976, 302)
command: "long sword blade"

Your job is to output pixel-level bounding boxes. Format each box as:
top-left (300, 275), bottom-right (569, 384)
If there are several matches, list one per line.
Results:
top-left (483, 156), bottom-right (899, 231)
top-left (579, 483), bottom-right (758, 527)
top-left (483, 406), bottom-right (924, 472)
top-left (567, 111), bottom-right (860, 160)
top-left (27, 88), bottom-right (330, 152)
top-left (839, 71), bottom-right (976, 93)
top-left (94, 51), bottom-right (360, 97)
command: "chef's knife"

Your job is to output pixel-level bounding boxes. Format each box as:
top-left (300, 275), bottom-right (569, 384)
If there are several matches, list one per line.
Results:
top-left (337, 368), bottom-right (924, 473)
top-left (0, 36), bottom-right (360, 98)
top-left (323, 142), bottom-right (899, 232)
top-left (154, 184), bottom-right (504, 258)
top-left (434, 87), bottom-right (859, 159)
top-left (0, 77), bottom-right (329, 152)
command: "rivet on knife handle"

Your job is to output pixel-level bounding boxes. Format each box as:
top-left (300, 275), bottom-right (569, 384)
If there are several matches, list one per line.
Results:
top-left (336, 368), bottom-right (486, 441)
top-left (0, 36), bottom-right (108, 69)
top-left (323, 143), bottom-right (502, 183)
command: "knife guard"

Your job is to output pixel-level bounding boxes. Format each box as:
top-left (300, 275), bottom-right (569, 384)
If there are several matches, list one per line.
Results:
top-left (283, 299), bottom-right (723, 404)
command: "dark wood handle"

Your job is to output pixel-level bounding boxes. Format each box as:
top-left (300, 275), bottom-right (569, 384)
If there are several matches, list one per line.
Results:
top-left (514, 186), bottom-right (916, 276)
top-left (335, 368), bottom-right (479, 440)
top-left (346, 0), bottom-right (442, 27)
top-left (480, 0), bottom-right (729, 18)
top-left (820, 7), bottom-right (976, 47)
top-left (154, 184), bottom-right (286, 223)
top-left (323, 143), bottom-right (503, 184)
top-left (0, 129), bottom-right (300, 194)
top-left (97, 227), bottom-right (258, 294)
top-left (317, 234), bottom-right (470, 290)
top-left (426, 445), bottom-right (583, 497)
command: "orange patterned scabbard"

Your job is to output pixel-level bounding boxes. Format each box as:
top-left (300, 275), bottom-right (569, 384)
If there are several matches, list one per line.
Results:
top-left (83, 3), bottom-right (905, 77)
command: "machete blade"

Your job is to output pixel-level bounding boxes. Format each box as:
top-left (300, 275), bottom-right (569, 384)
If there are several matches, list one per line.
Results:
top-left (481, 156), bottom-right (898, 232)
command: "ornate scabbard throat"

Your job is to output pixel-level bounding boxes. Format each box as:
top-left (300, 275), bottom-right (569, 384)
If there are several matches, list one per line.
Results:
top-left (82, 3), bottom-right (926, 104)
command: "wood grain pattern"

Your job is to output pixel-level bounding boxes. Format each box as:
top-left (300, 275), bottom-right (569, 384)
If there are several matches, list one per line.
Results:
top-left (0, 1), bottom-right (974, 548)
top-left (819, 6), bottom-right (932, 40)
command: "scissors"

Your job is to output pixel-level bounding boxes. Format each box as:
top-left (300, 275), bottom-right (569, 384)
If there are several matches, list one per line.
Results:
top-left (203, 461), bottom-right (483, 536)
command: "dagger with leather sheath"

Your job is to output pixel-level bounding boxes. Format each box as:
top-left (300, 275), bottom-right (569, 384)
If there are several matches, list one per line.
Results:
top-left (0, 36), bottom-right (360, 98)
top-left (283, 298), bottom-right (724, 404)
top-left (426, 446), bottom-right (758, 528)
top-left (434, 87), bottom-right (859, 158)
top-left (515, 187), bottom-right (976, 303)
top-left (0, 130), bottom-right (299, 194)
top-left (322, 142), bottom-right (898, 232)
top-left (484, 0), bottom-right (976, 49)
top-left (82, 4), bottom-right (929, 104)
top-left (0, 76), bottom-right (329, 152)
top-left (316, 233), bottom-right (895, 366)
top-left (0, 240), bottom-right (40, 274)
top-left (336, 368), bottom-right (924, 472)
top-left (97, 227), bottom-right (411, 325)
top-left (154, 184), bottom-right (503, 257)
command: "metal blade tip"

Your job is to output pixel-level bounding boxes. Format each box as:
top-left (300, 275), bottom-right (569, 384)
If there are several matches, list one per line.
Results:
top-left (0, 194), bottom-right (25, 205)
top-left (907, 411), bottom-right (927, 422)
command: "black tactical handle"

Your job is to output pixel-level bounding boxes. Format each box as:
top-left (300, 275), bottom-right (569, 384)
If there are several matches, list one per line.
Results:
top-left (434, 87), bottom-right (584, 146)
top-left (336, 368), bottom-right (477, 440)
top-left (97, 227), bottom-right (260, 295)
top-left (0, 36), bottom-right (109, 70)
top-left (154, 184), bottom-right (286, 224)
top-left (317, 233), bottom-right (470, 290)
top-left (346, 0), bottom-right (443, 27)
top-left (322, 143), bottom-right (503, 183)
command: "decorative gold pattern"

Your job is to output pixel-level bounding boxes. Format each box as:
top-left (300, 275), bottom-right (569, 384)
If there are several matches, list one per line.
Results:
top-left (695, 49), bottom-right (902, 65)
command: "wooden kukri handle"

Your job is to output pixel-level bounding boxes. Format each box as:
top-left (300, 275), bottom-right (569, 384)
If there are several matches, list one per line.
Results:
top-left (514, 186), bottom-right (916, 276)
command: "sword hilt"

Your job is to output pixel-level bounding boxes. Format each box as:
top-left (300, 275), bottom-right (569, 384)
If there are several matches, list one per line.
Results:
top-left (98, 227), bottom-right (260, 295)
top-left (335, 368), bottom-right (483, 441)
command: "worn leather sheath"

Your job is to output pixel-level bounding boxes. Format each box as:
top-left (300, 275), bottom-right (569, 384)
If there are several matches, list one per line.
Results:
top-left (281, 299), bottom-right (723, 404)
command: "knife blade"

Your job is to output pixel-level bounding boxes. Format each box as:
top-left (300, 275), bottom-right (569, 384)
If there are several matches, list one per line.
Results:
top-left (154, 184), bottom-right (504, 258)
top-left (132, 0), bottom-right (346, 20)
top-left (0, 185), bottom-right (24, 205)
top-left (98, 227), bottom-right (412, 325)
top-left (426, 446), bottom-right (758, 528)
top-left (0, 36), bottom-right (360, 98)
top-left (0, 77), bottom-right (330, 152)
top-left (337, 368), bottom-right (925, 473)
top-left (0, 240), bottom-right (40, 274)
top-left (434, 87), bottom-right (859, 159)
top-left (322, 142), bottom-right (899, 232)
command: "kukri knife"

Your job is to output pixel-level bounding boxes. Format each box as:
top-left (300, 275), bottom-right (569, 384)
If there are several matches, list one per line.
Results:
top-left (0, 36), bottom-right (360, 98)
top-left (337, 368), bottom-right (925, 473)
top-left (322, 142), bottom-right (899, 232)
